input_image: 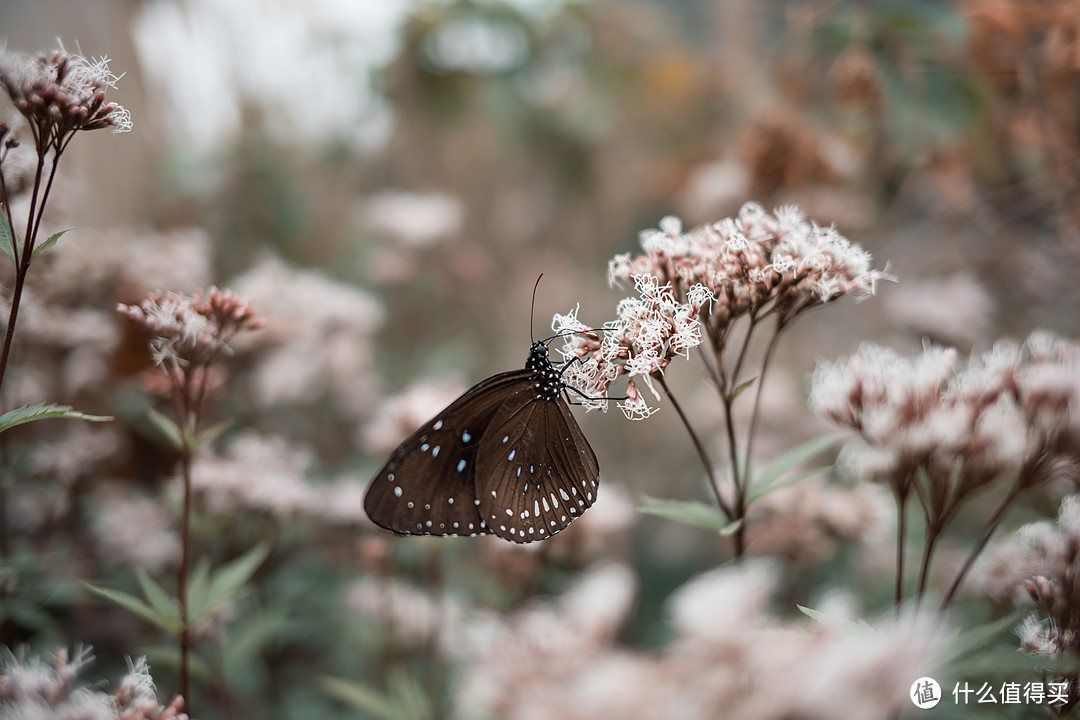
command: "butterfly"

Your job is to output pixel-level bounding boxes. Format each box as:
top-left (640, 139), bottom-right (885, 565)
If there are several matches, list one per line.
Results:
top-left (364, 287), bottom-right (601, 543)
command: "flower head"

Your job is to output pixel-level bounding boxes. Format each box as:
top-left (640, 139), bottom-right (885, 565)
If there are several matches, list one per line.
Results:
top-left (610, 202), bottom-right (889, 334)
top-left (553, 274), bottom-right (710, 419)
top-left (118, 287), bottom-right (265, 371)
top-left (812, 331), bottom-right (1080, 499)
top-left (0, 50), bottom-right (132, 148)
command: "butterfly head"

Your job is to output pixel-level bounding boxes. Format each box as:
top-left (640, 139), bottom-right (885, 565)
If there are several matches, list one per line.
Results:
top-left (525, 341), bottom-right (562, 401)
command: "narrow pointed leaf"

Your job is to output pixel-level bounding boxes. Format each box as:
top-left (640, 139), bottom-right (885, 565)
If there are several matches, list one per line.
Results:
top-left (638, 496), bottom-right (738, 534)
top-left (185, 556), bottom-right (213, 622)
top-left (796, 604), bottom-right (867, 632)
top-left (748, 466), bottom-right (832, 505)
top-left (0, 403), bottom-right (113, 434)
top-left (146, 406), bottom-right (183, 450)
top-left (730, 376), bottom-right (757, 400)
top-left (82, 582), bottom-right (180, 633)
top-left (320, 676), bottom-right (407, 720)
top-left (135, 567), bottom-right (179, 624)
top-left (194, 417), bottom-right (233, 451)
top-left (749, 433), bottom-right (844, 500)
top-left (200, 543), bottom-right (270, 620)
top-left (0, 222), bottom-right (18, 265)
top-left (389, 669), bottom-right (431, 720)
top-left (31, 228), bottom-right (71, 258)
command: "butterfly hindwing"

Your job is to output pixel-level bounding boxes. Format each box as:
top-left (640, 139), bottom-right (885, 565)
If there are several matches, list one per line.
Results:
top-left (476, 390), bottom-right (600, 543)
top-left (364, 370), bottom-right (532, 537)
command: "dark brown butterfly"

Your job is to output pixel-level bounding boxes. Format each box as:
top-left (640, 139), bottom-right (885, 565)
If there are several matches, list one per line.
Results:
top-left (364, 283), bottom-right (601, 543)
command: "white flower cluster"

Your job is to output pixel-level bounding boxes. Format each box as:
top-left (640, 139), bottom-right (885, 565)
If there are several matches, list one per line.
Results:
top-left (0, 50), bottom-right (132, 136)
top-left (554, 203), bottom-right (885, 420)
top-left (455, 561), bottom-right (947, 720)
top-left (553, 274), bottom-right (711, 419)
top-left (610, 203), bottom-right (886, 330)
top-left (810, 331), bottom-right (1080, 491)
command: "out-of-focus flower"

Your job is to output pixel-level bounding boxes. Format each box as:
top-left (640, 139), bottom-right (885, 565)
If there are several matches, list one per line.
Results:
top-left (454, 560), bottom-right (948, 720)
top-left (117, 287), bottom-right (264, 372)
top-left (184, 432), bottom-right (317, 518)
top-left (743, 476), bottom-right (892, 566)
top-left (346, 577), bottom-right (462, 650)
top-left (360, 376), bottom-right (467, 454)
top-left (0, 50), bottom-right (132, 145)
top-left (230, 256), bottom-right (383, 420)
top-left (360, 190), bottom-right (464, 248)
top-left (886, 273), bottom-right (994, 348)
top-left (811, 332), bottom-right (1080, 496)
top-left (0, 647), bottom-right (192, 720)
top-left (972, 495), bottom-right (1080, 705)
top-left (91, 484), bottom-right (182, 574)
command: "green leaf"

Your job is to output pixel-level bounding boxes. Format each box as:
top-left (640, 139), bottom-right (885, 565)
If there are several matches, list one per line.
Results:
top-left (223, 607), bottom-right (293, 670)
top-left (320, 676), bottom-right (407, 720)
top-left (31, 228), bottom-right (71, 258)
top-left (0, 403), bottom-right (113, 434)
top-left (185, 556), bottom-right (213, 622)
top-left (730, 376), bottom-right (757, 400)
top-left (193, 417), bottom-right (233, 451)
top-left (796, 604), bottom-right (872, 632)
top-left (747, 433), bottom-right (845, 503)
top-left (0, 221), bottom-right (18, 265)
top-left (199, 543), bottom-right (270, 621)
top-left (389, 670), bottom-right (432, 720)
top-left (638, 496), bottom-right (740, 535)
top-left (146, 406), bottom-right (183, 450)
top-left (134, 567), bottom-right (179, 625)
top-left (82, 582), bottom-right (181, 633)
top-left (321, 671), bottom-right (430, 720)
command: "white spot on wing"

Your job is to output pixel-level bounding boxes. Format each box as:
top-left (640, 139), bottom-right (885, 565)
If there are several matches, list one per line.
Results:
top-left (394, 486), bottom-right (402, 497)
top-left (433, 420), bottom-right (443, 430)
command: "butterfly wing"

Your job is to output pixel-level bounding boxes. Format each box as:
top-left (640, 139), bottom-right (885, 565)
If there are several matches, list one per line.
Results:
top-left (476, 392), bottom-right (600, 543)
top-left (364, 370), bottom-right (533, 537)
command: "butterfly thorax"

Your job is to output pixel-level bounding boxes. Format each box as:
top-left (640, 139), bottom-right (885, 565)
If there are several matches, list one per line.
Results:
top-left (525, 341), bottom-right (563, 401)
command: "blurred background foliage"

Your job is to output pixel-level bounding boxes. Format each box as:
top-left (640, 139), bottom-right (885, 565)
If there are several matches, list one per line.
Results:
top-left (3, 0), bottom-right (1080, 717)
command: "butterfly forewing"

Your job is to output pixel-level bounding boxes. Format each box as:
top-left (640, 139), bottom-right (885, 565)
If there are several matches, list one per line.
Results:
top-left (476, 391), bottom-right (599, 542)
top-left (364, 371), bottom-right (533, 537)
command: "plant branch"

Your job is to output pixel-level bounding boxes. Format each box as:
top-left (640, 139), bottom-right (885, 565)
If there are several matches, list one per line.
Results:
top-left (655, 372), bottom-right (733, 520)
top-left (940, 483), bottom-right (1026, 612)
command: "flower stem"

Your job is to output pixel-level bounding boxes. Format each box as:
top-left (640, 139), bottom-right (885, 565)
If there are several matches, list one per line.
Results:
top-left (178, 446), bottom-right (193, 706)
top-left (655, 373), bottom-right (734, 521)
top-left (939, 484), bottom-right (1025, 612)
top-left (894, 486), bottom-right (908, 612)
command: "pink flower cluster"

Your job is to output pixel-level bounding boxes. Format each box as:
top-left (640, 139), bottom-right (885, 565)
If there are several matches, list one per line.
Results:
top-left (811, 331), bottom-right (1080, 492)
top-left (0, 50), bottom-right (132, 143)
top-left (553, 274), bottom-right (711, 419)
top-left (0, 647), bottom-right (192, 720)
top-left (610, 203), bottom-right (887, 334)
top-left (117, 287), bottom-right (265, 370)
top-left (553, 202), bottom-right (886, 419)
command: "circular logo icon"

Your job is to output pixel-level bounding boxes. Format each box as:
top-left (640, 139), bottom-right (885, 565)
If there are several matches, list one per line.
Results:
top-left (911, 677), bottom-right (942, 709)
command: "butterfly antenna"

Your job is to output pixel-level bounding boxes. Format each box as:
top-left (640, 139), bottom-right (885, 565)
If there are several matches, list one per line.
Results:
top-left (530, 273), bottom-right (543, 345)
